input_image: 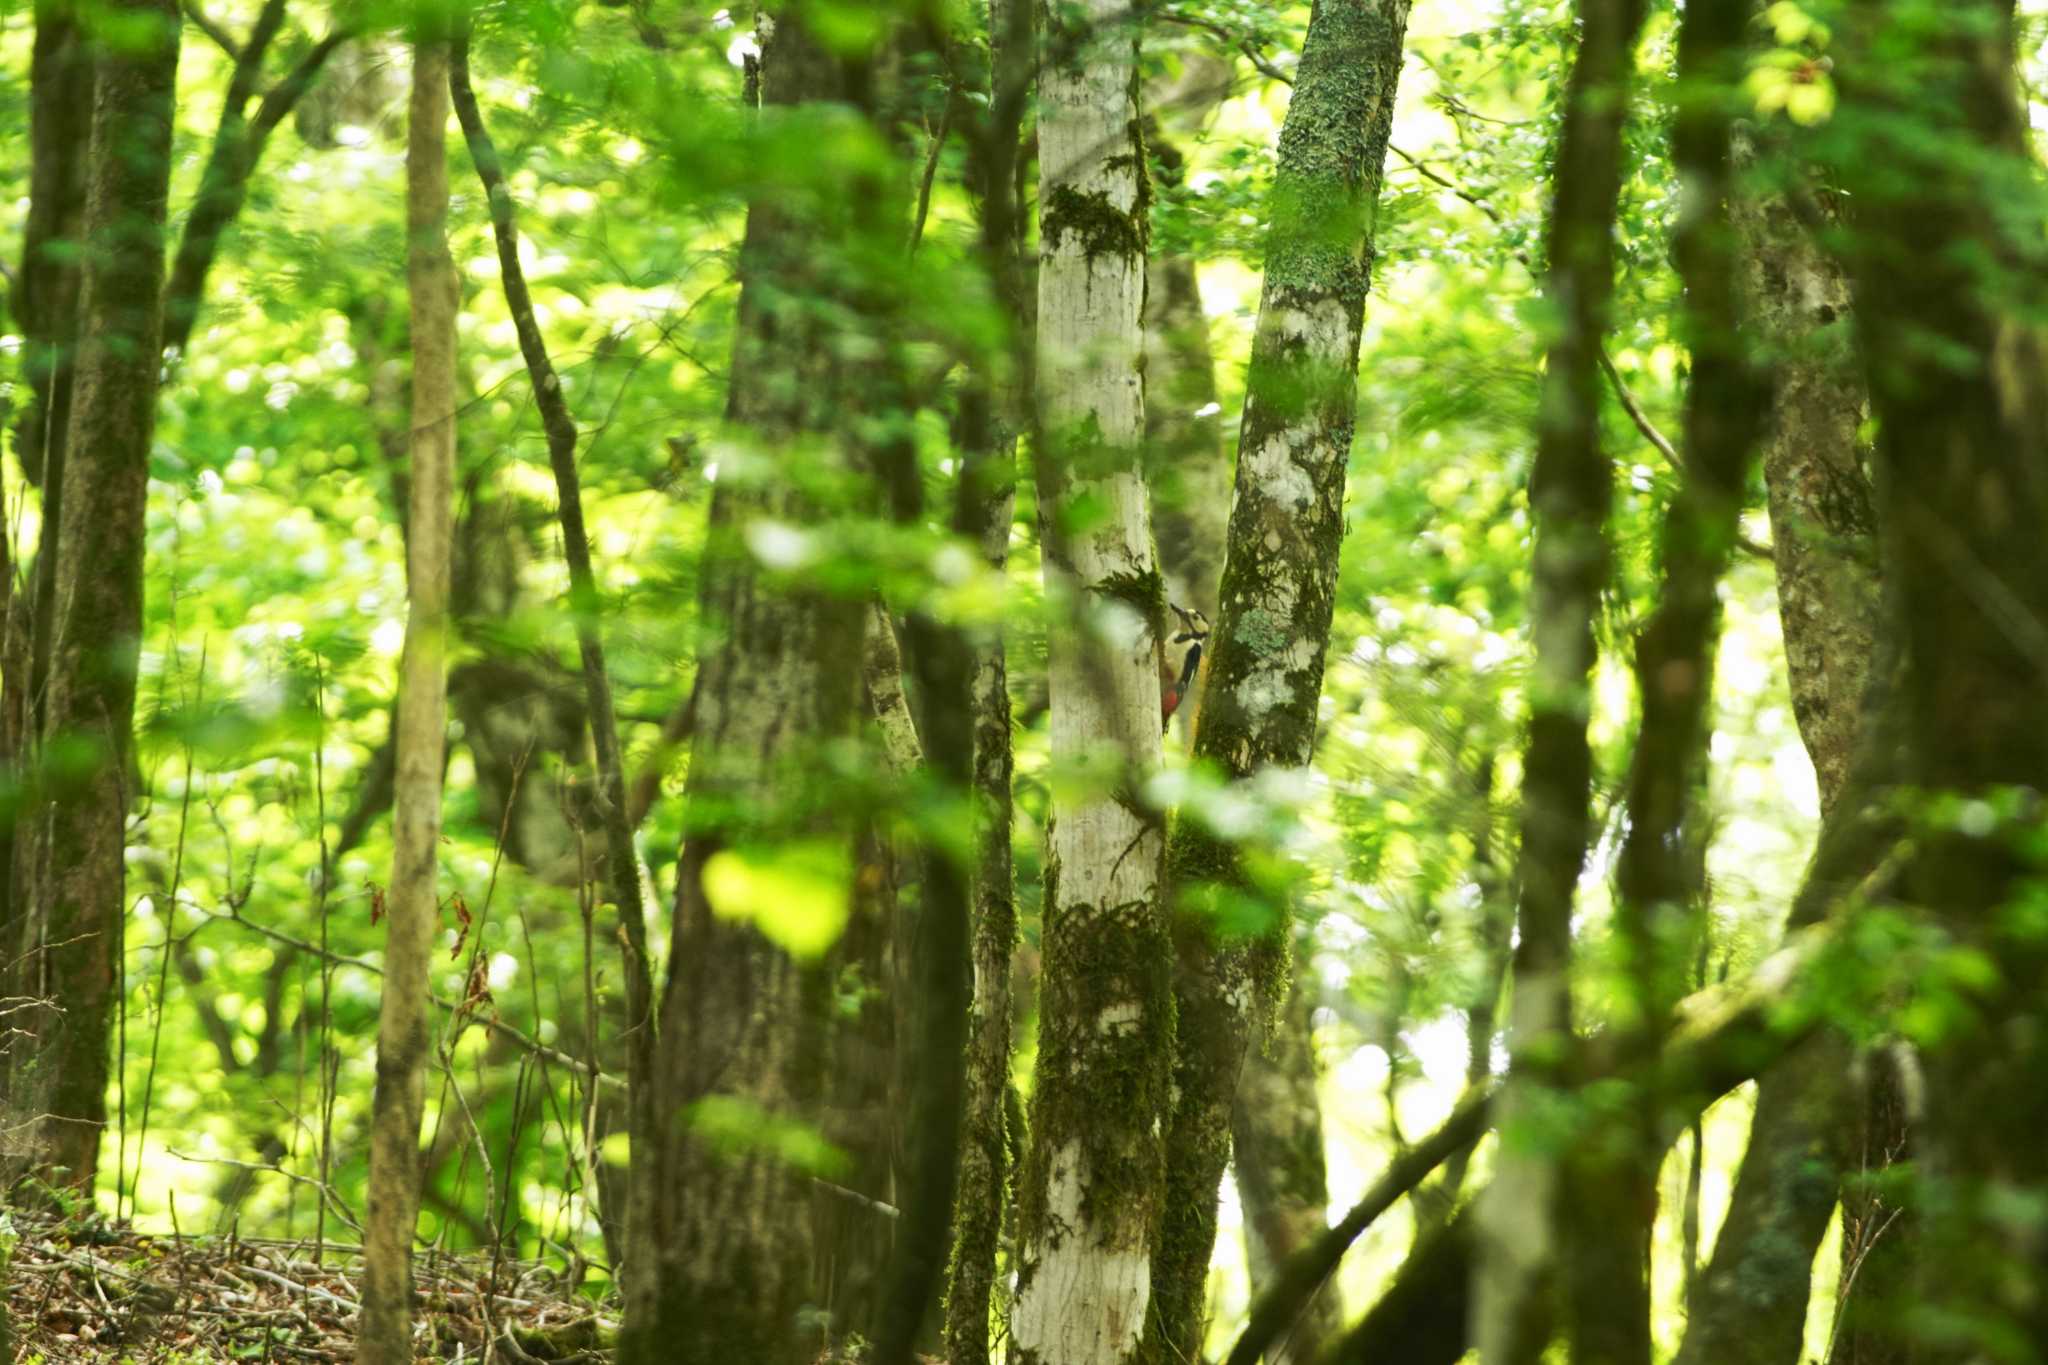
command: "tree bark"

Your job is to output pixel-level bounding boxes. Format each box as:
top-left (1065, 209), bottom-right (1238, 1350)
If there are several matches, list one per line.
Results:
top-left (1470, 2), bottom-right (1644, 1360)
top-left (942, 2), bottom-right (1031, 1356)
top-left (9, 0), bottom-right (91, 491)
top-left (620, 10), bottom-right (872, 1362)
top-left (1006, 3), bottom-right (1171, 1361)
top-left (0, 0), bottom-right (91, 1173)
top-left (1146, 4), bottom-right (1411, 1359)
top-left (1229, 961), bottom-right (1341, 1365)
top-left (1569, 5), bottom-right (1767, 1362)
top-left (3, 0), bottom-right (180, 1197)
top-left (355, 26), bottom-right (457, 1364)
top-left (1142, 51), bottom-right (1347, 1362)
top-left (1831, 1), bottom-right (2048, 1351)
top-left (1671, 147), bottom-right (1883, 1365)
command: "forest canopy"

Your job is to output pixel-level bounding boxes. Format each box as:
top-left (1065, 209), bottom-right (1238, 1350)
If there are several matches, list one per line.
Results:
top-left (3, 0), bottom-right (2048, 1362)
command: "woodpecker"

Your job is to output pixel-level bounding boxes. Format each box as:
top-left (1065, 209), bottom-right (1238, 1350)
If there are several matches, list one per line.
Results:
top-left (1160, 604), bottom-right (1210, 723)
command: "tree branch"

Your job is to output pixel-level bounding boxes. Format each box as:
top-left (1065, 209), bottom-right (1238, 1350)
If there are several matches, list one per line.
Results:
top-left (163, 12), bottom-right (357, 355)
top-left (1598, 346), bottom-right (1774, 560)
top-left (1156, 10), bottom-right (1294, 87)
top-left (1226, 1084), bottom-right (1494, 1365)
top-left (182, 0), bottom-right (242, 60)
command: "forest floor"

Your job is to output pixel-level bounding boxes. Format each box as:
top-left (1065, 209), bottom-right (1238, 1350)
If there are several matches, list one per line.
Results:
top-left (1, 1211), bottom-right (613, 1362)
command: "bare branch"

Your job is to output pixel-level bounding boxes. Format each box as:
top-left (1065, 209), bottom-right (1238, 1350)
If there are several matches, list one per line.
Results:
top-left (182, 0), bottom-right (242, 59)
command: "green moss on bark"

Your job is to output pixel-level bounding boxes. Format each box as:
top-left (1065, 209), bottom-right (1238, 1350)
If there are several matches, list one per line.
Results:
top-left (1014, 891), bottom-right (1174, 1257)
top-left (1042, 183), bottom-right (1146, 261)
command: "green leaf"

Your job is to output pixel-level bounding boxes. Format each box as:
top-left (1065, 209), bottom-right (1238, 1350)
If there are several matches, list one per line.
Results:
top-left (684, 1095), bottom-right (850, 1177)
top-left (702, 840), bottom-right (853, 958)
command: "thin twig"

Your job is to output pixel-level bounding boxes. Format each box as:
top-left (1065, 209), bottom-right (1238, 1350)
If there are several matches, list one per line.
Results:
top-left (1156, 10), bottom-right (1295, 87)
top-left (189, 904), bottom-right (622, 1088)
top-left (908, 100), bottom-right (955, 255)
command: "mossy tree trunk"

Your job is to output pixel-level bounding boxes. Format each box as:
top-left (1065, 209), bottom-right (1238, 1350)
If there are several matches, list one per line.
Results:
top-left (942, 1), bottom-right (1032, 1356)
top-left (1145, 4), bottom-right (1412, 1360)
top-left (1470, 0), bottom-right (1644, 1359)
top-left (1672, 149), bottom-right (1885, 1365)
top-left (1831, 0), bottom-right (2048, 1346)
top-left (4, 0), bottom-right (180, 1197)
top-left (620, 10), bottom-right (874, 1363)
top-left (1006, 2), bottom-right (1173, 1361)
top-left (6, 3), bottom-right (92, 881)
top-left (354, 24), bottom-right (457, 1365)
top-left (942, 440), bottom-right (1021, 1365)
top-left (1140, 41), bottom-right (1347, 1365)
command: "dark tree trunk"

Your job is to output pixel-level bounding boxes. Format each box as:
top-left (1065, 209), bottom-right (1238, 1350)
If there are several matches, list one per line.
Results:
top-left (620, 11), bottom-right (875, 1363)
top-left (4, 0), bottom-right (180, 1197)
top-left (10, 0), bottom-right (91, 492)
top-left (1471, 0), bottom-right (1645, 1356)
top-left (447, 32), bottom-right (666, 1341)
top-left (1831, 1), bottom-right (2048, 1352)
top-left (940, 4), bottom-right (1031, 1357)
top-left (1569, 3), bottom-right (1768, 1361)
top-left (0, 0), bottom-right (92, 1158)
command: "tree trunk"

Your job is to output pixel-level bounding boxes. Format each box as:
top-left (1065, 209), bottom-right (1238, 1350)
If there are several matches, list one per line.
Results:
top-left (355, 27), bottom-right (457, 1364)
top-left (1831, 1), bottom-right (2048, 1351)
top-left (1146, 4), bottom-right (1412, 1359)
top-left (620, 11), bottom-right (872, 1362)
top-left (941, 457), bottom-right (1020, 1363)
top-left (2, 0), bottom-right (180, 1197)
top-left (1471, 1), bottom-right (1645, 1359)
top-left (1671, 147), bottom-right (1883, 1365)
top-left (1141, 49), bottom-right (1346, 1364)
top-left (1006, 2), bottom-right (1174, 1361)
top-left (0, 0), bottom-right (90, 1179)
top-left (941, 1), bottom-right (1031, 1353)
top-left (1569, 5), bottom-right (1767, 1362)
top-left (9, 0), bottom-right (90, 492)
top-left (1229, 962), bottom-right (1341, 1365)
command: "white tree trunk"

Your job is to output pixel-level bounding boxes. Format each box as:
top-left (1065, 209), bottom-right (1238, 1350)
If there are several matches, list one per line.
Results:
top-left (355, 32), bottom-right (456, 1365)
top-left (1008, 3), bottom-right (1170, 1363)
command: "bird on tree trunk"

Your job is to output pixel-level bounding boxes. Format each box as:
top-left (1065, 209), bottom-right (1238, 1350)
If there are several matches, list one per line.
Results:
top-left (1161, 604), bottom-right (1209, 723)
